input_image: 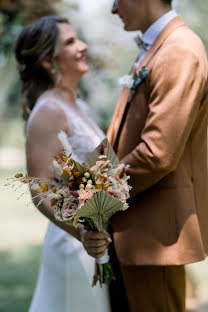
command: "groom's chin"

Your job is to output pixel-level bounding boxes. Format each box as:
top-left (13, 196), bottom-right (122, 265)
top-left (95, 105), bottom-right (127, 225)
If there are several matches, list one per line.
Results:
top-left (123, 23), bottom-right (139, 32)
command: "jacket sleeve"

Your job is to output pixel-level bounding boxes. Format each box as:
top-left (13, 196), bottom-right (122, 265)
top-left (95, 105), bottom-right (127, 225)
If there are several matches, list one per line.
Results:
top-left (121, 45), bottom-right (206, 198)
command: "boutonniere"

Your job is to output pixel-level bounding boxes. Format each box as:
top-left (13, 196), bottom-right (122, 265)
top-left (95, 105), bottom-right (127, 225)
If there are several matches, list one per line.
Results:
top-left (118, 64), bottom-right (148, 102)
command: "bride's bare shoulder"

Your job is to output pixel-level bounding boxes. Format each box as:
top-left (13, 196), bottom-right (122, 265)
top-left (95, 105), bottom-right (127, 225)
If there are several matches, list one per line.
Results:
top-left (26, 91), bottom-right (68, 138)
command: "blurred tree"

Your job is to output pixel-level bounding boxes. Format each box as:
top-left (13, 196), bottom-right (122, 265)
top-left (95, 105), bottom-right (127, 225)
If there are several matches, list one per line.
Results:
top-left (0, 0), bottom-right (22, 62)
top-left (0, 0), bottom-right (122, 132)
top-left (22, 0), bottom-right (56, 25)
top-left (179, 0), bottom-right (208, 52)
top-left (0, 0), bottom-right (207, 135)
top-left (0, 0), bottom-right (78, 120)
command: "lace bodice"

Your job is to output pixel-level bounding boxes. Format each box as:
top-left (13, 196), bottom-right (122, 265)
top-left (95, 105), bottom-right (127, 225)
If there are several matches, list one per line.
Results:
top-left (37, 96), bottom-right (105, 163)
top-left (63, 98), bottom-right (105, 162)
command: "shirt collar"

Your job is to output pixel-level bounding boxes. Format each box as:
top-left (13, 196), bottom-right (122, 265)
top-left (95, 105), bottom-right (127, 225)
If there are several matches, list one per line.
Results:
top-left (142, 9), bottom-right (178, 47)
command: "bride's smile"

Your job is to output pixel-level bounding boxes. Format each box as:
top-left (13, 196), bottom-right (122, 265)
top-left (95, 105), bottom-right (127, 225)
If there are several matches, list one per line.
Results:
top-left (55, 23), bottom-right (89, 79)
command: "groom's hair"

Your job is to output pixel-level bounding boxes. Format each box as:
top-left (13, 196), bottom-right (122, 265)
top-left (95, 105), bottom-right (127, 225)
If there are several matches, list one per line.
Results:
top-left (161, 0), bottom-right (172, 5)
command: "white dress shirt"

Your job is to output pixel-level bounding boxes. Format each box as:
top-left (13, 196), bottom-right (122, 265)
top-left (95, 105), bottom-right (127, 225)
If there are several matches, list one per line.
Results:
top-left (136, 9), bottom-right (178, 67)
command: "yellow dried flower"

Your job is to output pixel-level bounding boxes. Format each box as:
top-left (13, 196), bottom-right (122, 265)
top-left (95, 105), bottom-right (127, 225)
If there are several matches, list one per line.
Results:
top-left (15, 173), bottom-right (23, 178)
top-left (96, 184), bottom-right (102, 189)
top-left (40, 183), bottom-right (48, 193)
top-left (63, 167), bottom-right (73, 177)
top-left (51, 198), bottom-right (58, 206)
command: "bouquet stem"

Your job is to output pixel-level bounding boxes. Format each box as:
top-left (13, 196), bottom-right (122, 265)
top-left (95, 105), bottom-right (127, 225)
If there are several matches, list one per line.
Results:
top-left (92, 261), bottom-right (116, 287)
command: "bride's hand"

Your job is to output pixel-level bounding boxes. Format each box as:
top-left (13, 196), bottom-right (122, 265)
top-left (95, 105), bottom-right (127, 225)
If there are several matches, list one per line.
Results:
top-left (80, 229), bottom-right (112, 259)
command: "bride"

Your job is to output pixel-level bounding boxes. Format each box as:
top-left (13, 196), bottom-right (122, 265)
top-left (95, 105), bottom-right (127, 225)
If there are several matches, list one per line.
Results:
top-left (15, 15), bottom-right (111, 312)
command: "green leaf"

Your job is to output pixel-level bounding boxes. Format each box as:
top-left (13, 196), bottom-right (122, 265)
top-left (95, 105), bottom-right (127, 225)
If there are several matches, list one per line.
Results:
top-left (76, 190), bottom-right (123, 232)
top-left (82, 137), bottom-right (120, 168)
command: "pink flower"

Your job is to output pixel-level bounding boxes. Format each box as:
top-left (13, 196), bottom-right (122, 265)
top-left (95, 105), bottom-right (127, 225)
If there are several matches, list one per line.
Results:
top-left (70, 191), bottom-right (79, 198)
top-left (121, 182), bottom-right (131, 194)
top-left (79, 189), bottom-right (97, 202)
top-left (62, 198), bottom-right (79, 221)
top-left (107, 189), bottom-right (126, 202)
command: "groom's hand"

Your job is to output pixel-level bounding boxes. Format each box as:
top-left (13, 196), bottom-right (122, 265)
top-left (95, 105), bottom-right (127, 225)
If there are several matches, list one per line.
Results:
top-left (80, 229), bottom-right (112, 259)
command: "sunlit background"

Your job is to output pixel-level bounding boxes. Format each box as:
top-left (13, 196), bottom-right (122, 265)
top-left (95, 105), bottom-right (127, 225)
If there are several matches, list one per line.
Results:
top-left (0, 0), bottom-right (208, 311)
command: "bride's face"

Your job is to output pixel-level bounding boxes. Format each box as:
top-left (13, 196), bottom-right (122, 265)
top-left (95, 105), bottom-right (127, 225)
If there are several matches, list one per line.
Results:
top-left (55, 23), bottom-right (89, 78)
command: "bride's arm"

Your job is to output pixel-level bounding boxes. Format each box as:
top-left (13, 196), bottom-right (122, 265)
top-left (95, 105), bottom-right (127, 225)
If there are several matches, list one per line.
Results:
top-left (26, 100), bottom-right (109, 258)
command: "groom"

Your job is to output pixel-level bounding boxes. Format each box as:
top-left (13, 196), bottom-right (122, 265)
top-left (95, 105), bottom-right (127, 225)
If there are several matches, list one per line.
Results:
top-left (83, 0), bottom-right (208, 311)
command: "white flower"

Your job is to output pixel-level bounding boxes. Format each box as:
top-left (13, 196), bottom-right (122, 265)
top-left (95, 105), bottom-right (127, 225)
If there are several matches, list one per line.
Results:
top-left (49, 193), bottom-right (62, 200)
top-left (54, 205), bottom-right (63, 221)
top-left (57, 188), bottom-right (69, 198)
top-left (61, 197), bottom-right (80, 222)
top-left (107, 188), bottom-right (126, 203)
top-left (54, 195), bottom-right (80, 225)
top-left (121, 202), bottom-right (129, 211)
top-left (58, 131), bottom-right (72, 157)
top-left (113, 163), bottom-right (125, 176)
top-left (118, 75), bottom-right (134, 89)
top-left (52, 160), bottom-right (63, 178)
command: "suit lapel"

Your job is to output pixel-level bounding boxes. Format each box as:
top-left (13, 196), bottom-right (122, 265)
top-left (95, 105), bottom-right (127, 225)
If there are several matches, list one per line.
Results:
top-left (107, 58), bottom-right (139, 148)
top-left (107, 16), bottom-right (185, 148)
top-left (106, 87), bottom-right (130, 148)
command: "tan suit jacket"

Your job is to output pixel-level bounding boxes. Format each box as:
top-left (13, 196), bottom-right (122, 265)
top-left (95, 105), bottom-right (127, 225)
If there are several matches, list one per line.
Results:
top-left (107, 16), bottom-right (208, 266)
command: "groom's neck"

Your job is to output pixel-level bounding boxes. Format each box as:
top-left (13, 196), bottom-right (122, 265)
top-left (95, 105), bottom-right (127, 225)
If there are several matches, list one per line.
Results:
top-left (141, 3), bottom-right (171, 33)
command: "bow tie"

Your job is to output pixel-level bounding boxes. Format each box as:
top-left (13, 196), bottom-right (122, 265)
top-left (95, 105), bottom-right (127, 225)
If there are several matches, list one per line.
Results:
top-left (134, 34), bottom-right (149, 51)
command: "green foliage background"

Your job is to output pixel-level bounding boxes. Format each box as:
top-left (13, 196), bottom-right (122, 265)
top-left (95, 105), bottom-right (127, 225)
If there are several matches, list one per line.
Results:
top-left (0, 1), bottom-right (208, 311)
top-left (179, 0), bottom-right (208, 51)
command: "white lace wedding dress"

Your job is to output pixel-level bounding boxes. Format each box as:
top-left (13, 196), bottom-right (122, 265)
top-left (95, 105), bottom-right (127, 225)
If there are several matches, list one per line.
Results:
top-left (29, 97), bottom-right (111, 312)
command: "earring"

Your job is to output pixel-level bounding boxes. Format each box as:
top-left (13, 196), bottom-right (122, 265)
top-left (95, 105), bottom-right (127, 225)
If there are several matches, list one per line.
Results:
top-left (51, 67), bottom-right (57, 74)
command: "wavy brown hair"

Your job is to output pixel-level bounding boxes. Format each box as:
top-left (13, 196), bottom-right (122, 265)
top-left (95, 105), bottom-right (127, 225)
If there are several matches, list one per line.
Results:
top-left (14, 15), bottom-right (69, 121)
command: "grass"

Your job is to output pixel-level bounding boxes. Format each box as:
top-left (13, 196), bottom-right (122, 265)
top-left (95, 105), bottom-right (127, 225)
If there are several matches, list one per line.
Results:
top-left (0, 246), bottom-right (42, 312)
top-left (0, 169), bottom-right (48, 312)
top-left (0, 119), bottom-right (25, 148)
